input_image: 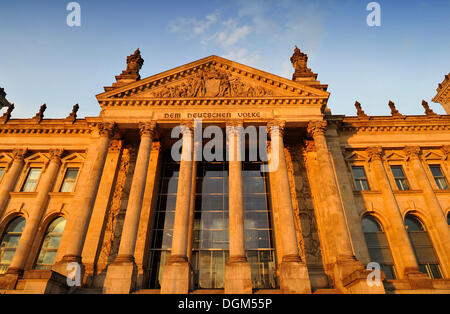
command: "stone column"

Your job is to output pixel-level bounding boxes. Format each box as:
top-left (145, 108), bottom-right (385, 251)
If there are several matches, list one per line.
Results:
top-left (307, 122), bottom-right (383, 293)
top-left (104, 122), bottom-right (156, 294)
top-left (7, 149), bottom-right (63, 274)
top-left (0, 149), bottom-right (27, 219)
top-left (161, 122), bottom-right (194, 294)
top-left (61, 122), bottom-right (115, 265)
top-left (224, 121), bottom-right (252, 294)
top-left (404, 146), bottom-right (450, 276)
top-left (366, 147), bottom-right (423, 279)
top-left (269, 120), bottom-right (311, 294)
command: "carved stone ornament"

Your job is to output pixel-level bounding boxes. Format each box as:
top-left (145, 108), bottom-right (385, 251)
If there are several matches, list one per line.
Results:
top-left (388, 100), bottom-right (404, 118)
top-left (32, 104), bottom-right (47, 122)
top-left (12, 148), bottom-right (27, 161)
top-left (152, 66), bottom-right (273, 98)
top-left (66, 104), bottom-right (79, 122)
top-left (267, 120), bottom-right (286, 137)
top-left (422, 100), bottom-right (437, 116)
top-left (441, 146), bottom-right (450, 159)
top-left (49, 149), bottom-right (64, 162)
top-left (96, 122), bottom-right (117, 138)
top-left (124, 49), bottom-right (144, 76)
top-left (307, 121), bottom-right (327, 138)
top-left (366, 147), bottom-right (383, 161)
top-left (403, 146), bottom-right (421, 160)
top-left (139, 121), bottom-right (157, 137)
top-left (0, 103), bottom-right (14, 123)
top-left (290, 46), bottom-right (315, 80)
top-left (355, 101), bottom-right (368, 118)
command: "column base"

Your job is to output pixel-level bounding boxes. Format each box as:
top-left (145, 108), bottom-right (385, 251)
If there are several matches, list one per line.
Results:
top-left (334, 256), bottom-right (386, 294)
top-left (279, 256), bottom-right (312, 294)
top-left (404, 268), bottom-right (433, 290)
top-left (0, 272), bottom-right (20, 290)
top-left (103, 256), bottom-right (138, 294)
top-left (225, 258), bottom-right (252, 294)
top-left (342, 268), bottom-right (386, 294)
top-left (160, 257), bottom-right (191, 294)
top-left (21, 270), bottom-right (69, 294)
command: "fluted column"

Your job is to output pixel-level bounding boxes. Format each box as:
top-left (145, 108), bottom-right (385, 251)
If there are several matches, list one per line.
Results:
top-left (225, 121), bottom-right (252, 294)
top-left (7, 149), bottom-right (63, 274)
top-left (366, 147), bottom-right (421, 278)
top-left (161, 122), bottom-right (194, 294)
top-left (115, 122), bottom-right (156, 262)
top-left (269, 120), bottom-right (311, 294)
top-left (0, 149), bottom-right (27, 219)
top-left (62, 122), bottom-right (115, 263)
top-left (307, 121), bottom-right (355, 260)
top-left (404, 146), bottom-right (450, 276)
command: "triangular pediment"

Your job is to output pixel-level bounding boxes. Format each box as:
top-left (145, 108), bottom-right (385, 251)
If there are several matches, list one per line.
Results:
top-left (97, 55), bottom-right (329, 102)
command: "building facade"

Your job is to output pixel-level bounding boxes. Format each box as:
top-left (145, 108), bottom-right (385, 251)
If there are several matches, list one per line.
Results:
top-left (0, 48), bottom-right (449, 294)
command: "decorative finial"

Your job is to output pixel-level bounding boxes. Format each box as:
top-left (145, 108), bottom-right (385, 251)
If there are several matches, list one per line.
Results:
top-left (0, 103), bottom-right (14, 124)
top-left (290, 45), bottom-right (316, 81)
top-left (388, 100), bottom-right (404, 117)
top-left (422, 100), bottom-right (436, 116)
top-left (66, 104), bottom-right (79, 123)
top-left (0, 87), bottom-right (11, 108)
top-left (32, 104), bottom-right (47, 123)
top-left (355, 101), bottom-right (368, 118)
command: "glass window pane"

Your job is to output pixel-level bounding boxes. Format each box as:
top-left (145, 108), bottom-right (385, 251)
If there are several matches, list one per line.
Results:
top-left (0, 217), bottom-right (26, 272)
top-left (21, 168), bottom-right (42, 192)
top-left (362, 217), bottom-right (382, 233)
top-left (352, 167), bottom-right (366, 179)
top-left (60, 168), bottom-right (79, 192)
top-left (0, 168), bottom-right (5, 180)
top-left (34, 217), bottom-right (66, 269)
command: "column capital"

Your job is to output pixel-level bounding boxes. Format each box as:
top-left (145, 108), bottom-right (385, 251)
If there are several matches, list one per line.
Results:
top-left (403, 146), bottom-right (422, 160)
top-left (366, 146), bottom-right (383, 161)
top-left (96, 122), bottom-right (117, 138)
top-left (307, 121), bottom-right (327, 138)
top-left (12, 148), bottom-right (27, 161)
top-left (49, 149), bottom-right (64, 163)
top-left (138, 121), bottom-right (157, 137)
top-left (226, 120), bottom-right (244, 135)
top-left (179, 120), bottom-right (194, 134)
top-left (267, 120), bottom-right (286, 136)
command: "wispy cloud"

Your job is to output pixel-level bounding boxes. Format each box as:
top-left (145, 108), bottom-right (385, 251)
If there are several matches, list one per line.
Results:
top-left (167, 0), bottom-right (329, 75)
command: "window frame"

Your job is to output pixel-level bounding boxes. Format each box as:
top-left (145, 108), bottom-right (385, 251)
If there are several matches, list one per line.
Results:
top-left (428, 164), bottom-right (449, 190)
top-left (0, 216), bottom-right (26, 274)
top-left (351, 165), bottom-right (371, 192)
top-left (33, 216), bottom-right (66, 270)
top-left (58, 167), bottom-right (80, 193)
top-left (390, 165), bottom-right (411, 191)
top-left (19, 166), bottom-right (43, 193)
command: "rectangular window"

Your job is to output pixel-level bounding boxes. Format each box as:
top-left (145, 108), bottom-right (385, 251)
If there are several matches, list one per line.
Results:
top-left (0, 168), bottom-right (5, 181)
top-left (429, 165), bottom-right (449, 190)
top-left (391, 166), bottom-right (410, 191)
top-left (59, 168), bottom-right (79, 192)
top-left (21, 168), bottom-right (42, 192)
top-left (352, 166), bottom-right (370, 191)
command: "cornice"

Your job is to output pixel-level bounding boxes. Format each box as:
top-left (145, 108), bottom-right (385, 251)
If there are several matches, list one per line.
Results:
top-left (340, 115), bottom-right (450, 133)
top-left (0, 119), bottom-right (92, 135)
top-left (98, 97), bottom-right (327, 109)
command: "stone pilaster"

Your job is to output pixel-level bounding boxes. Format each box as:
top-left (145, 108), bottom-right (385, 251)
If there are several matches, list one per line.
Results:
top-left (0, 149), bottom-right (27, 219)
top-left (404, 146), bottom-right (450, 277)
top-left (161, 122), bottom-right (194, 294)
top-left (7, 149), bottom-right (63, 274)
top-left (224, 121), bottom-right (252, 294)
top-left (104, 122), bottom-right (156, 294)
top-left (269, 120), bottom-right (311, 294)
top-left (366, 147), bottom-right (425, 281)
top-left (307, 122), bottom-right (383, 293)
top-left (60, 123), bottom-right (116, 268)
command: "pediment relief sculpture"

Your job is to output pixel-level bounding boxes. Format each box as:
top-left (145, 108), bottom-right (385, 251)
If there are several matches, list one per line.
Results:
top-left (151, 67), bottom-right (274, 98)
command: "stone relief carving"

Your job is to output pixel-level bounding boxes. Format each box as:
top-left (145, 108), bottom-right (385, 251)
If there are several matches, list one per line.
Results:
top-left (98, 145), bottom-right (132, 271)
top-left (152, 67), bottom-right (274, 98)
top-left (286, 144), bottom-right (323, 265)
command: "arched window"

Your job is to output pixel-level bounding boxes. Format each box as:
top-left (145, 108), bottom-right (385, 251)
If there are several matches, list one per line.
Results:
top-left (362, 215), bottom-right (396, 279)
top-left (34, 217), bottom-right (66, 270)
top-left (404, 214), bottom-right (443, 279)
top-left (0, 217), bottom-right (26, 274)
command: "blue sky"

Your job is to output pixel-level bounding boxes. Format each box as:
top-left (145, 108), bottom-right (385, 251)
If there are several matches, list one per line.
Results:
top-left (0, 0), bottom-right (449, 118)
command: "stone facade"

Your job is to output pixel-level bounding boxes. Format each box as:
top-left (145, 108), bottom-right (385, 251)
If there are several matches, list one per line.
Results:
top-left (0, 48), bottom-right (449, 294)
